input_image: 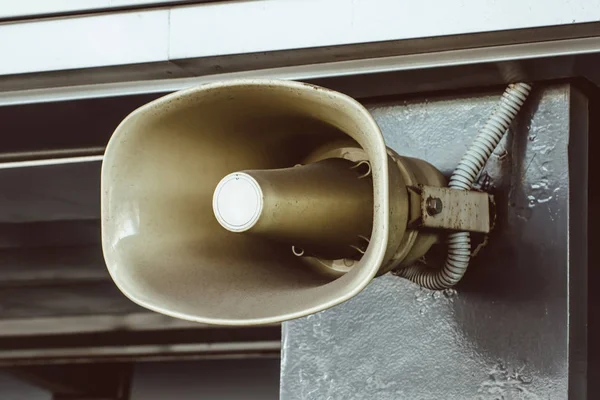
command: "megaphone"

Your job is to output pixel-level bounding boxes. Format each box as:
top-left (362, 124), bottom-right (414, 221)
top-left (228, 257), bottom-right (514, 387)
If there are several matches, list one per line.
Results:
top-left (101, 79), bottom-right (499, 325)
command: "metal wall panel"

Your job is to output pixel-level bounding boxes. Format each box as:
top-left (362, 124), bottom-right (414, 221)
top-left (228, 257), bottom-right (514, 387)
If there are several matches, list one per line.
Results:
top-left (280, 84), bottom-right (588, 399)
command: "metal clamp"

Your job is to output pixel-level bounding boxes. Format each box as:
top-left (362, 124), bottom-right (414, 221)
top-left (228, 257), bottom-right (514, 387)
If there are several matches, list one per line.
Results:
top-left (408, 185), bottom-right (493, 233)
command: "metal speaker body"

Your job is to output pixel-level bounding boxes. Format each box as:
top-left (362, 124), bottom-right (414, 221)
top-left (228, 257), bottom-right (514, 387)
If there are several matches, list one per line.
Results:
top-left (101, 80), bottom-right (444, 325)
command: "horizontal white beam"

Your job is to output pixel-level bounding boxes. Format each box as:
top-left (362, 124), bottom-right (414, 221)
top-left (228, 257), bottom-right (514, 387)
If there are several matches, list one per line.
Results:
top-left (0, 0), bottom-right (195, 19)
top-left (0, 10), bottom-right (169, 75)
top-left (169, 0), bottom-right (599, 59)
top-left (1, 35), bottom-right (599, 106)
top-left (0, 0), bottom-right (598, 79)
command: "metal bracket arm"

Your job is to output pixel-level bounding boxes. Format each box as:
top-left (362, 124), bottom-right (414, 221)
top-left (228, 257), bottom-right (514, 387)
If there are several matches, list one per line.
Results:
top-left (408, 185), bottom-right (493, 233)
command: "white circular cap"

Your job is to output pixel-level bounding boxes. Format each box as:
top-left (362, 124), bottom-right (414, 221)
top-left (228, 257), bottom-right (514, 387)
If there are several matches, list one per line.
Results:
top-left (213, 172), bottom-right (263, 232)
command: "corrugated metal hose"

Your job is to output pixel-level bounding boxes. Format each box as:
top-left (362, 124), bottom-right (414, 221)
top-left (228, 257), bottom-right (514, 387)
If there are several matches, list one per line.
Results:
top-left (397, 82), bottom-right (532, 290)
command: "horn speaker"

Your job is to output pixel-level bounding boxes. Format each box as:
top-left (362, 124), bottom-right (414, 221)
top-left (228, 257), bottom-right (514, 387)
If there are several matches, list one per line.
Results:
top-left (101, 79), bottom-right (444, 325)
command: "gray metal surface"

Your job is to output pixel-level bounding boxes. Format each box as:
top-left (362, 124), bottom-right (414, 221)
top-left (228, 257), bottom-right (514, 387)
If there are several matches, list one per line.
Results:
top-left (280, 84), bottom-right (587, 399)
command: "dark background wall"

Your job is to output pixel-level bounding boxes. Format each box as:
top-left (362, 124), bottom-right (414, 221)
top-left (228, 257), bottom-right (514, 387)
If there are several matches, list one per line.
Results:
top-left (130, 359), bottom-right (280, 400)
top-left (0, 358), bottom-right (280, 400)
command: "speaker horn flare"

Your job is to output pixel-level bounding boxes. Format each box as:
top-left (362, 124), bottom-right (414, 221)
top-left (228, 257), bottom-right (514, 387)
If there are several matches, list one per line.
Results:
top-left (102, 79), bottom-right (444, 325)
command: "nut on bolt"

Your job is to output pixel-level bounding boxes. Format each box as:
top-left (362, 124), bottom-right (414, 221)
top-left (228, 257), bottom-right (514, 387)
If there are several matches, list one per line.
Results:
top-left (426, 197), bottom-right (443, 216)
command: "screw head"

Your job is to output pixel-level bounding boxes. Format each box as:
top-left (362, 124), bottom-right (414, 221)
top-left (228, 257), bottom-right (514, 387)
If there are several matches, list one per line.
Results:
top-left (426, 197), bottom-right (443, 216)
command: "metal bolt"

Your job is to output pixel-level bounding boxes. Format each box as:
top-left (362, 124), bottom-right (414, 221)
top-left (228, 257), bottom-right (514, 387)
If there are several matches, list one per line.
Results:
top-left (426, 197), bottom-right (443, 216)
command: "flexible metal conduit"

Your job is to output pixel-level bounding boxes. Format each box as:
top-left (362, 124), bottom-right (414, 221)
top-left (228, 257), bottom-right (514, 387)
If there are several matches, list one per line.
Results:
top-left (398, 82), bottom-right (532, 289)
